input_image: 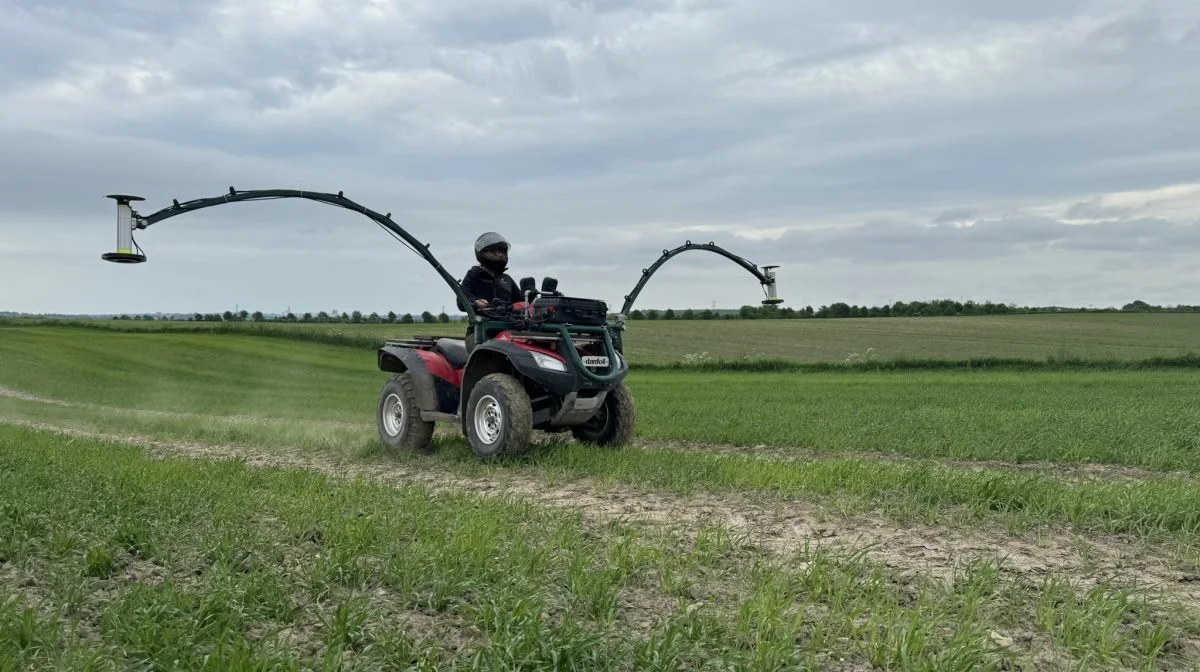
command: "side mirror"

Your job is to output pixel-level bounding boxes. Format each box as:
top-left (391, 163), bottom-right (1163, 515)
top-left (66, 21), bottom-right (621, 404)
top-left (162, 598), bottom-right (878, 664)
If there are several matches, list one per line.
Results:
top-left (519, 277), bottom-right (536, 293)
top-left (541, 276), bottom-right (559, 294)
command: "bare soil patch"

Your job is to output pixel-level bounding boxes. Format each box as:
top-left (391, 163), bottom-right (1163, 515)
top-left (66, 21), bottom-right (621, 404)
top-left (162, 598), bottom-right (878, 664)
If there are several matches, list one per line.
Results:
top-left (7, 418), bottom-right (1198, 618)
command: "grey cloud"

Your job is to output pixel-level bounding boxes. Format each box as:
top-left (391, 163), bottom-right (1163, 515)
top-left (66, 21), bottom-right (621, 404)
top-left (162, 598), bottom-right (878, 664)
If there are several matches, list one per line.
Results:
top-left (3, 0), bottom-right (1200, 314)
top-left (564, 0), bottom-right (675, 15)
top-left (530, 213), bottom-right (1200, 275)
top-left (932, 207), bottom-right (978, 224)
top-left (808, 0), bottom-right (1094, 22)
top-left (524, 44), bottom-right (575, 97)
top-left (768, 40), bottom-right (904, 73)
top-left (7, 0), bottom-right (210, 27)
top-left (1061, 11), bottom-right (1200, 68)
top-left (427, 2), bottom-right (558, 47)
top-left (756, 215), bottom-right (1200, 265)
top-left (1065, 198), bottom-right (1132, 220)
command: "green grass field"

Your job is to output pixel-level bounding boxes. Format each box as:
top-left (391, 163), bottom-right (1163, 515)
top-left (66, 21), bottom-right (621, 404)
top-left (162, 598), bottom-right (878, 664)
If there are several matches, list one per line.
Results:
top-left (3, 317), bottom-right (1200, 669)
top-left (9, 311), bottom-right (1200, 365)
top-left (5, 424), bottom-right (1197, 670)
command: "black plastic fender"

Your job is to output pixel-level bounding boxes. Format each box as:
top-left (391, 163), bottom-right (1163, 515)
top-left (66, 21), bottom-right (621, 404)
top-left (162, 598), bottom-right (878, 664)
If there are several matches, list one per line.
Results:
top-left (377, 345), bottom-right (439, 412)
top-left (461, 342), bottom-right (530, 409)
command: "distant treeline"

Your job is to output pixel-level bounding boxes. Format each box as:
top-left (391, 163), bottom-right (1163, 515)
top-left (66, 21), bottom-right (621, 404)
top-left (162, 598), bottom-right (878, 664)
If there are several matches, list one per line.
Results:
top-left (41, 298), bottom-right (1200, 323)
top-left (133, 309), bottom-right (458, 324)
top-left (630, 298), bottom-right (1200, 320)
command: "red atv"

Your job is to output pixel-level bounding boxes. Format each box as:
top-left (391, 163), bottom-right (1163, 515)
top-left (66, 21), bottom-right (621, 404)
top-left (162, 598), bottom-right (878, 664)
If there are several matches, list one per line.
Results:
top-left (376, 276), bottom-right (635, 459)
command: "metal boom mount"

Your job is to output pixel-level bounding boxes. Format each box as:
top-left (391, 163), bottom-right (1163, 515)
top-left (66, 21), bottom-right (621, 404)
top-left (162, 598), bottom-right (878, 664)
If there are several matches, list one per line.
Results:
top-left (101, 187), bottom-right (480, 322)
top-left (617, 240), bottom-right (782, 327)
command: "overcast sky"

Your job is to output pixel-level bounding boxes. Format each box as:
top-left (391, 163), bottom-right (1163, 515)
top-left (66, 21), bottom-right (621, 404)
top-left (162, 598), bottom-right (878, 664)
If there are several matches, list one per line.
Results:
top-left (2, 0), bottom-right (1198, 315)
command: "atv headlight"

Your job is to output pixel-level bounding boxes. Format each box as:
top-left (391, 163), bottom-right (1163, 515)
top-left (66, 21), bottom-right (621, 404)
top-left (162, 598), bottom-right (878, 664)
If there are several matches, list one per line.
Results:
top-left (531, 351), bottom-right (567, 372)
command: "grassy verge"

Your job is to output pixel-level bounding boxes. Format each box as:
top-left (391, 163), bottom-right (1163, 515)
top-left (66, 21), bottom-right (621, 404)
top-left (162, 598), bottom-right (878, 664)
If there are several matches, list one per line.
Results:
top-left (3, 424), bottom-right (1197, 670)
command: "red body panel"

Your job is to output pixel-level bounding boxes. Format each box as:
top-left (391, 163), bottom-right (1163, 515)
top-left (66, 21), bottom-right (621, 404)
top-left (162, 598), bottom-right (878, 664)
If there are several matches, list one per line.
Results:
top-left (493, 331), bottom-right (567, 364)
top-left (414, 331), bottom-right (574, 391)
top-left (416, 349), bottom-right (463, 387)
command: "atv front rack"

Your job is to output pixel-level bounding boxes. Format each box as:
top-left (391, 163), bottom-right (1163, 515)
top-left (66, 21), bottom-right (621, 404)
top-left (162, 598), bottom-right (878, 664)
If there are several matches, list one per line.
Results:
top-left (503, 331), bottom-right (603, 346)
top-left (477, 320), bottom-right (624, 384)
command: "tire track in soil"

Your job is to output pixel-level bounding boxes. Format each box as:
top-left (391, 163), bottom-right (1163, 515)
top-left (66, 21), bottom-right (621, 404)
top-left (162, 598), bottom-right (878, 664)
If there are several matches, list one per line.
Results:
top-left (0, 385), bottom-right (363, 430)
top-left (6, 417), bottom-right (1199, 615)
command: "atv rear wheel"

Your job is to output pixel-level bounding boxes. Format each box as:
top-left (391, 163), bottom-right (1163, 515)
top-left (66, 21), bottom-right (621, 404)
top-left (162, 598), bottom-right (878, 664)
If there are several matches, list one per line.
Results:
top-left (572, 382), bottom-right (636, 447)
top-left (464, 373), bottom-right (533, 459)
top-left (377, 373), bottom-right (435, 454)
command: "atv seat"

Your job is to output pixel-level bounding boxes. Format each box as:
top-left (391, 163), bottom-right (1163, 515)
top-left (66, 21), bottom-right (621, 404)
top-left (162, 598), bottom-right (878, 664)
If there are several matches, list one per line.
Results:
top-left (434, 338), bottom-right (469, 369)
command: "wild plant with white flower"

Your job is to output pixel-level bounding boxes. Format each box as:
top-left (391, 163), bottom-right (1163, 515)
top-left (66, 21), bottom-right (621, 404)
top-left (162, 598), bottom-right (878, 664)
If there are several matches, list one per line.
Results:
top-left (844, 347), bottom-right (879, 364)
top-left (680, 351), bottom-right (713, 366)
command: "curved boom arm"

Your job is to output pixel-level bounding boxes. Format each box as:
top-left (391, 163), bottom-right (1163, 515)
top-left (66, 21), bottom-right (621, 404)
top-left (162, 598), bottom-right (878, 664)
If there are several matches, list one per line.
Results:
top-left (618, 240), bottom-right (781, 326)
top-left (105, 187), bottom-right (478, 322)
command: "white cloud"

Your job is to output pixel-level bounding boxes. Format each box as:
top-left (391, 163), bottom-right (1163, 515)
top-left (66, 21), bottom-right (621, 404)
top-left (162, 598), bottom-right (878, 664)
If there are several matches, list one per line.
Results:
top-left (2, 0), bottom-right (1199, 315)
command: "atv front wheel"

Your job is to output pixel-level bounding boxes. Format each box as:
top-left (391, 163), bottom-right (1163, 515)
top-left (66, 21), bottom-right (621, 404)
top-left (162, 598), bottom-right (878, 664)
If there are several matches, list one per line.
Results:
top-left (465, 373), bottom-right (533, 459)
top-left (377, 373), bottom-right (435, 454)
top-left (572, 383), bottom-right (636, 447)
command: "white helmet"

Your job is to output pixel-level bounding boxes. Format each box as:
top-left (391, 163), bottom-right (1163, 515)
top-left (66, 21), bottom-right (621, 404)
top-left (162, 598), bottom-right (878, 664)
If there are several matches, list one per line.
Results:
top-left (474, 232), bottom-right (509, 255)
top-left (474, 232), bottom-right (510, 271)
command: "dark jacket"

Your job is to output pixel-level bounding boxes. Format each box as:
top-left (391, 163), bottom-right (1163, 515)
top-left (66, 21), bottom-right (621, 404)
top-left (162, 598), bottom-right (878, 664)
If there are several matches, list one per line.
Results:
top-left (458, 264), bottom-right (521, 312)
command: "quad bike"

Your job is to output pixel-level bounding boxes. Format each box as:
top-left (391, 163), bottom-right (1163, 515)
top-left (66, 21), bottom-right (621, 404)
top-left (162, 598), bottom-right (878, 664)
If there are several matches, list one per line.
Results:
top-left (99, 188), bottom-right (782, 459)
top-left (376, 277), bottom-right (634, 458)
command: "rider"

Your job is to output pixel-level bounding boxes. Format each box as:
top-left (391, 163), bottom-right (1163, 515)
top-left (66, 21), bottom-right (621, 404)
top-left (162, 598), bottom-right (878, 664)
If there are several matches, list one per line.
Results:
top-left (459, 232), bottom-right (521, 351)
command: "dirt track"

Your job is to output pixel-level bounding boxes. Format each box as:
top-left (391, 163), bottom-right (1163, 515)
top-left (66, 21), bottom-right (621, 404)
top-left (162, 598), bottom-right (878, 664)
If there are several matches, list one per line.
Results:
top-left (6, 416), bottom-right (1198, 615)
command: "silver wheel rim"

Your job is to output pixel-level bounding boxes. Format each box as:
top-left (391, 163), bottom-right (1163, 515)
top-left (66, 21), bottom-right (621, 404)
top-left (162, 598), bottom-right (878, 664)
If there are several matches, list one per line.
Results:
top-left (474, 394), bottom-right (503, 445)
top-left (382, 392), bottom-right (405, 436)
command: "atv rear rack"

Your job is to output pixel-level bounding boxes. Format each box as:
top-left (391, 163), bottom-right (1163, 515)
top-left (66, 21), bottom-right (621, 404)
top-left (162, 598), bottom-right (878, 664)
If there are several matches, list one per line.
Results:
top-left (382, 336), bottom-right (440, 349)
